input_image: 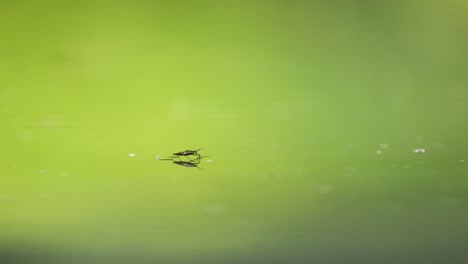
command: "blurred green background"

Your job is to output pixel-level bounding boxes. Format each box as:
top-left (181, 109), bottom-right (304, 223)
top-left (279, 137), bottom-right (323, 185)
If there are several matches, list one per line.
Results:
top-left (1, 1), bottom-right (467, 263)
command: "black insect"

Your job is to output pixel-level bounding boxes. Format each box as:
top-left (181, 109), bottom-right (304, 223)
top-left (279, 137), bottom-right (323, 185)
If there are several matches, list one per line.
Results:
top-left (173, 148), bottom-right (203, 158)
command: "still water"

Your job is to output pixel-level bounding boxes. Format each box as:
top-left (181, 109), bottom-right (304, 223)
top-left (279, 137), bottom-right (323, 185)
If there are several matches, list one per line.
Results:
top-left (1, 1), bottom-right (467, 263)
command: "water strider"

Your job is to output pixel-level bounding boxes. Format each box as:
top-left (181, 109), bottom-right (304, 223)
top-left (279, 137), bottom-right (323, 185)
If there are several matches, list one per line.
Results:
top-left (158, 148), bottom-right (208, 169)
top-left (173, 148), bottom-right (203, 159)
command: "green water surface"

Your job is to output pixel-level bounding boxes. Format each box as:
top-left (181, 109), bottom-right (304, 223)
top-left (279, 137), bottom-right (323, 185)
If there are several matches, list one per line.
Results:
top-left (1, 1), bottom-right (467, 263)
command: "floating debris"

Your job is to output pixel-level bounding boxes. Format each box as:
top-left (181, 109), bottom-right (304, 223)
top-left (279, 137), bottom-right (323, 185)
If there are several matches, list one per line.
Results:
top-left (412, 148), bottom-right (426, 154)
top-left (156, 155), bottom-right (161, 160)
top-left (129, 153), bottom-right (135, 157)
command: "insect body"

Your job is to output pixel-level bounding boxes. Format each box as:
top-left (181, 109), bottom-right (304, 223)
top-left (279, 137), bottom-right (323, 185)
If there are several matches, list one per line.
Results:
top-left (173, 148), bottom-right (203, 157)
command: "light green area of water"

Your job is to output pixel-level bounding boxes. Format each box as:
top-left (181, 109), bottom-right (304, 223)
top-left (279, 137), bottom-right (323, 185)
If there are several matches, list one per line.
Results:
top-left (1, 1), bottom-right (467, 263)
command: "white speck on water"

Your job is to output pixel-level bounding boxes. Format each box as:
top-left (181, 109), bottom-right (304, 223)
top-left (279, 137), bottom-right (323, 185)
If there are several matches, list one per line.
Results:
top-left (376, 150), bottom-right (382, 154)
top-left (156, 155), bottom-right (161, 160)
top-left (207, 159), bottom-right (213, 162)
top-left (129, 153), bottom-right (135, 157)
top-left (412, 148), bottom-right (425, 153)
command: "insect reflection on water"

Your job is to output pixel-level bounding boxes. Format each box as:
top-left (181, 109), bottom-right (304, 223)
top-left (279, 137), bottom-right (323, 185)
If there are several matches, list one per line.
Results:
top-left (173, 159), bottom-right (202, 169)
